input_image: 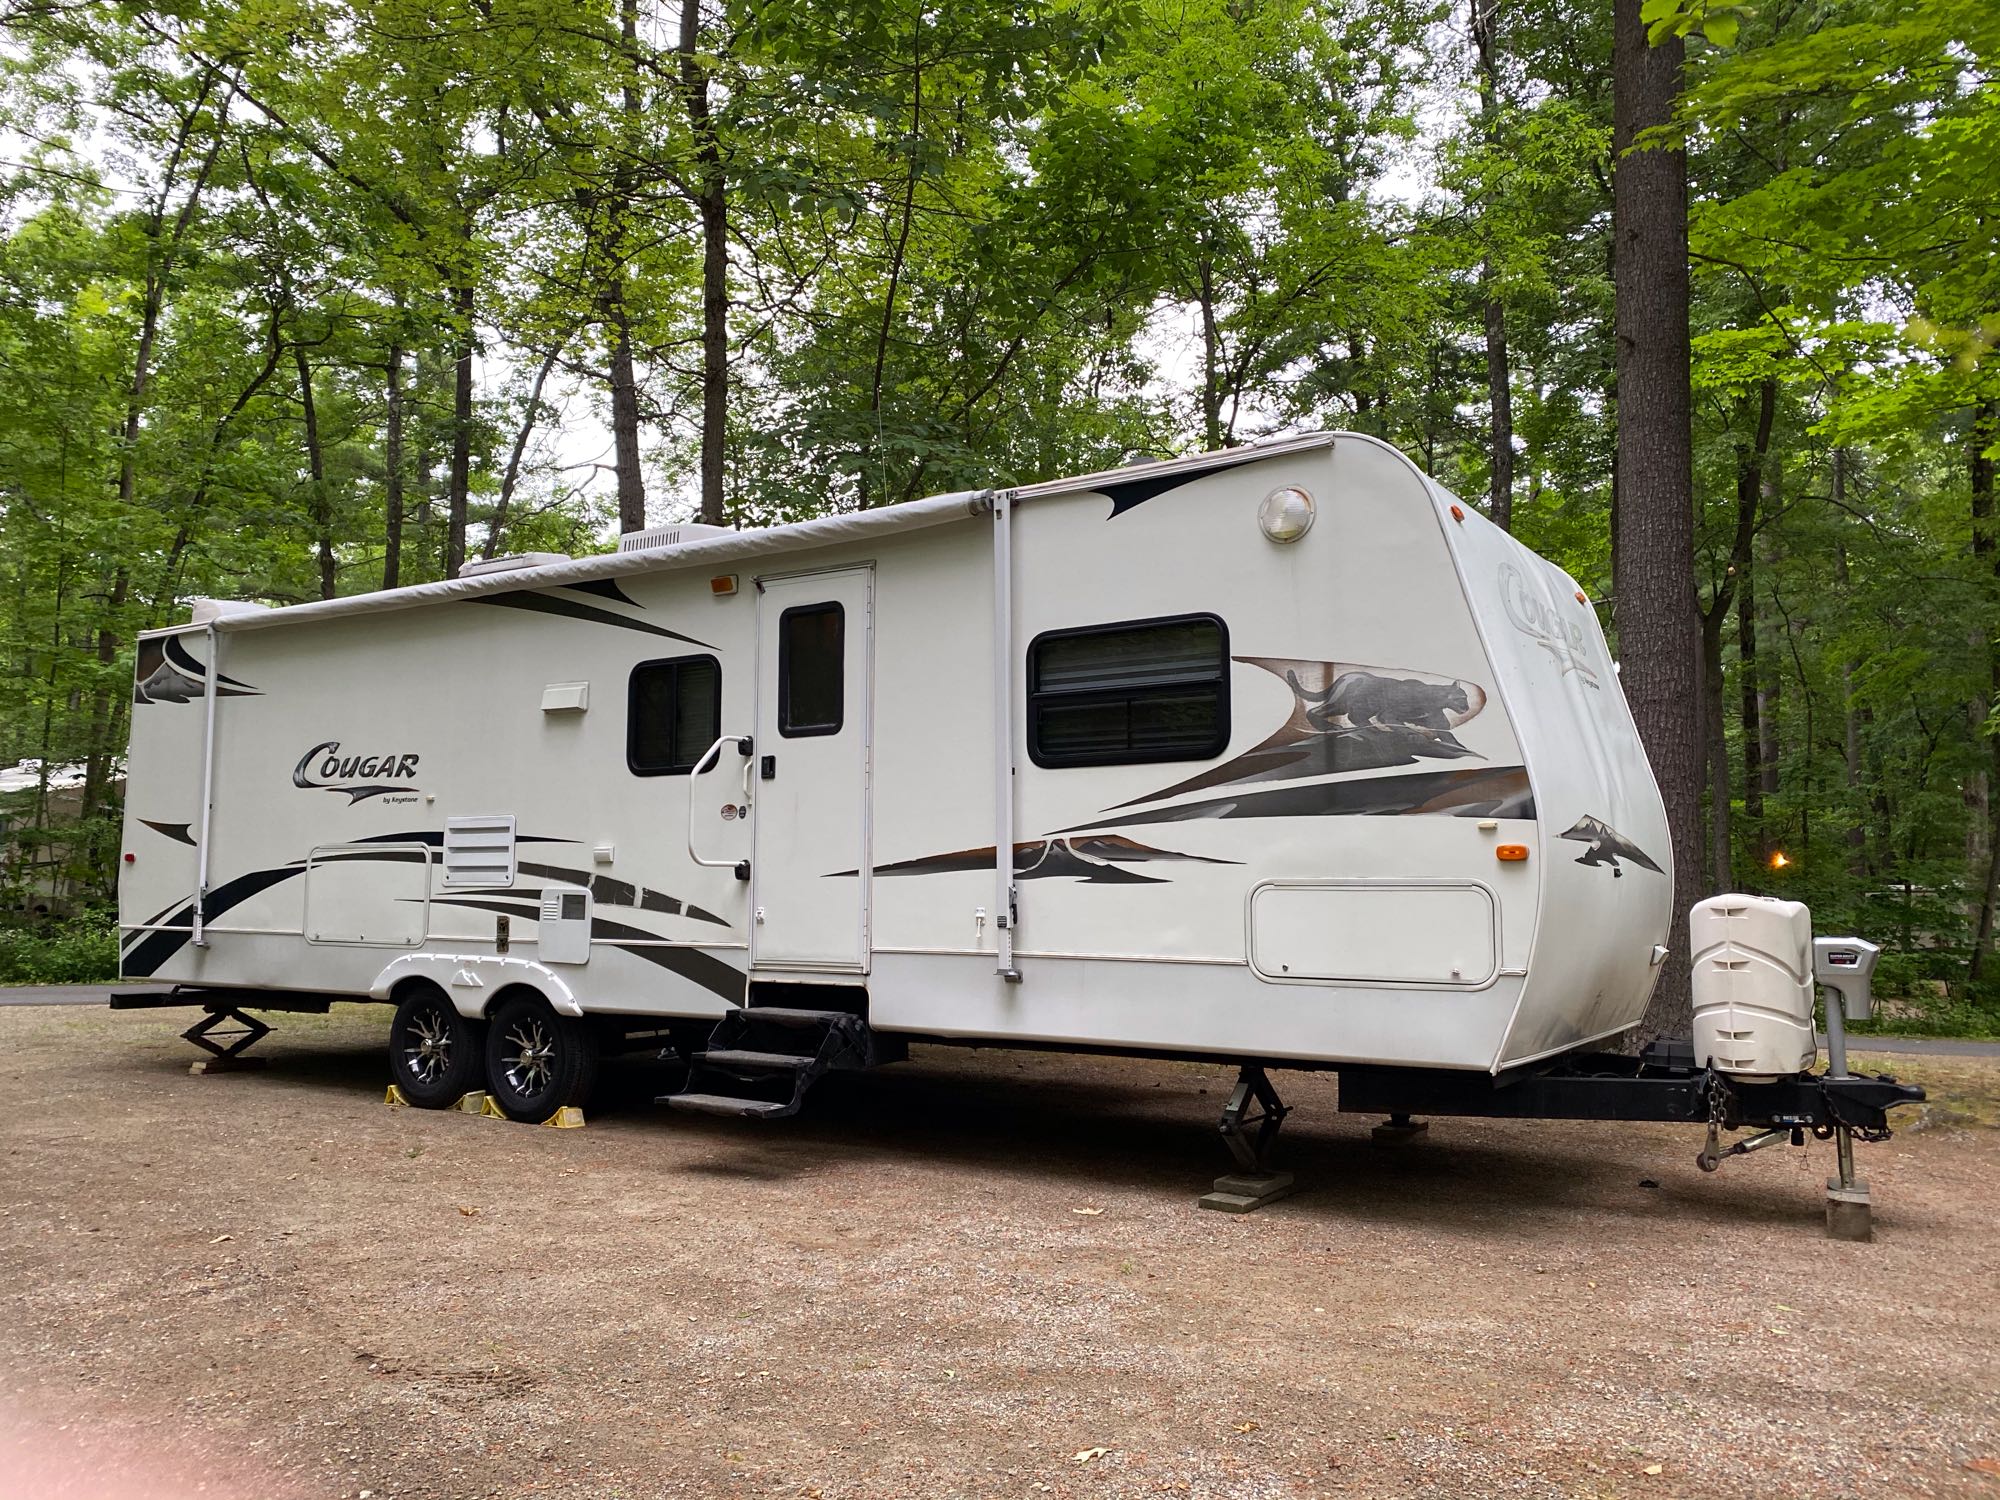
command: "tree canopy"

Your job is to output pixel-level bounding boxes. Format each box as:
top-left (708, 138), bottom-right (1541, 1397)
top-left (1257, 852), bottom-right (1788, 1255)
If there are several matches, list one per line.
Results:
top-left (0, 0), bottom-right (1994, 1025)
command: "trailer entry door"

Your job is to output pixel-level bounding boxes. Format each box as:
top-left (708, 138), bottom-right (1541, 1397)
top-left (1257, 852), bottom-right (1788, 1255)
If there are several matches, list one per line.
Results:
top-left (752, 567), bottom-right (872, 970)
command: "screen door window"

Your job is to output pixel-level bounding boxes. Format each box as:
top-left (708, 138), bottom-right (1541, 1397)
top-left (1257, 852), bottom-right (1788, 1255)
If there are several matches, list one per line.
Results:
top-left (779, 602), bottom-right (844, 737)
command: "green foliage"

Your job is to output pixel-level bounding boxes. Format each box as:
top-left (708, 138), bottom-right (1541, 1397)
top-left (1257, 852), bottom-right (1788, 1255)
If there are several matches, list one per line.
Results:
top-left (0, 909), bottom-right (118, 985)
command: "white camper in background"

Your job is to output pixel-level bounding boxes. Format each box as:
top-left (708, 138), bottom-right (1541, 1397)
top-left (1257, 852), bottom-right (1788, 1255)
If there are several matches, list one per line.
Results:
top-left (120, 430), bottom-right (1677, 1123)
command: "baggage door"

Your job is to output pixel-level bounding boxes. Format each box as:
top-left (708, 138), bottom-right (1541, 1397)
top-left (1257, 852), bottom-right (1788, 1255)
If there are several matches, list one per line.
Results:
top-left (751, 567), bottom-right (872, 970)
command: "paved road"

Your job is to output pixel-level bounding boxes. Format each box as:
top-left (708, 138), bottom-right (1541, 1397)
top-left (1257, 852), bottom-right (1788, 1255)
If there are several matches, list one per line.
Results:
top-left (0, 983), bottom-right (171, 1007)
top-left (5, 983), bottom-right (1998, 1059)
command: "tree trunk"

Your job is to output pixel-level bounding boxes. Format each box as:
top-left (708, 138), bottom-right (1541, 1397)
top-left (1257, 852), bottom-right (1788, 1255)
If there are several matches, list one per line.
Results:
top-left (1612, 0), bottom-right (1699, 1040)
top-left (1738, 560), bottom-right (1762, 853)
top-left (607, 0), bottom-right (648, 534)
top-left (487, 341), bottom-right (565, 560)
top-left (606, 284), bottom-right (647, 532)
top-left (295, 344), bottom-right (336, 600)
top-left (1199, 252), bottom-right (1225, 452)
top-left (383, 335), bottom-right (405, 591)
top-left (446, 277), bottom-right (475, 578)
top-left (1967, 400), bottom-right (2000, 984)
top-left (1471, 0), bottom-right (1513, 530)
top-left (1703, 612), bottom-right (1729, 892)
top-left (678, 0), bottom-right (729, 527)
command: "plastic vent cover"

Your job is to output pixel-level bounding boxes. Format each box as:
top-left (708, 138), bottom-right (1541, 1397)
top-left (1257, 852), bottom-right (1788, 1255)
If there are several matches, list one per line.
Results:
top-left (443, 814), bottom-right (517, 887)
top-left (537, 885), bottom-right (592, 964)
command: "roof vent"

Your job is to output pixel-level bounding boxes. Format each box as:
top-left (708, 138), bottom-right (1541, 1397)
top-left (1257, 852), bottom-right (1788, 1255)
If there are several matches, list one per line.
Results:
top-left (617, 523), bottom-right (732, 553)
top-left (461, 552), bottom-right (572, 578)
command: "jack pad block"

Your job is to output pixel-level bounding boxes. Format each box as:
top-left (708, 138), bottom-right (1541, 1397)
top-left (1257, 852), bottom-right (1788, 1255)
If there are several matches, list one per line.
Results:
top-left (1199, 1170), bottom-right (1295, 1214)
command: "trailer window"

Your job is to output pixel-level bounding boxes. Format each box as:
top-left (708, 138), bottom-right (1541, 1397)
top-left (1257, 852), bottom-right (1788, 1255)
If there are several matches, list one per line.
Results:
top-left (779, 602), bottom-right (844, 737)
top-left (628, 655), bottom-right (722, 775)
top-left (1028, 614), bottom-right (1229, 767)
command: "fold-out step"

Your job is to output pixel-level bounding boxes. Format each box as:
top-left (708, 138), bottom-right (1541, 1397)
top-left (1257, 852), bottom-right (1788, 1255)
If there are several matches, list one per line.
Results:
top-left (666, 1093), bottom-right (797, 1120)
top-left (698, 1048), bottom-right (816, 1072)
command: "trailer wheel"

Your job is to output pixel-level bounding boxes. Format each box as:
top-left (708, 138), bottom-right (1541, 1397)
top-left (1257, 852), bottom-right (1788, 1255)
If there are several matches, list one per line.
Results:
top-left (484, 992), bottom-right (599, 1122)
top-left (388, 984), bottom-right (483, 1108)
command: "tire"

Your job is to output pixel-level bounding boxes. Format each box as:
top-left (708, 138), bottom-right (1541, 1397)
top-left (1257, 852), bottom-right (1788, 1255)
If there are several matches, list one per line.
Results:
top-left (388, 983), bottom-right (483, 1108)
top-left (484, 992), bottom-right (599, 1122)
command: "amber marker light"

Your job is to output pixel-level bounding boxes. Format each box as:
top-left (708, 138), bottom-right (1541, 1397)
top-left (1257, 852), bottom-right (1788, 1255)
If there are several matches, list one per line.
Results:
top-left (710, 574), bottom-right (738, 597)
top-left (1496, 844), bottom-right (1529, 862)
top-left (1450, 504), bottom-right (1465, 523)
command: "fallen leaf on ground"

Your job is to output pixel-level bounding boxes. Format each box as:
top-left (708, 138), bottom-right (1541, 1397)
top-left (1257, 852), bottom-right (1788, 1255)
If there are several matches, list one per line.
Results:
top-left (1967, 1457), bottom-right (2000, 1475)
top-left (1073, 1207), bottom-right (1105, 1216)
top-left (1072, 1447), bottom-right (1110, 1463)
top-left (1235, 1422), bottom-right (1259, 1433)
top-left (457, 1206), bottom-right (480, 1217)
top-left (1641, 1463), bottom-right (1664, 1476)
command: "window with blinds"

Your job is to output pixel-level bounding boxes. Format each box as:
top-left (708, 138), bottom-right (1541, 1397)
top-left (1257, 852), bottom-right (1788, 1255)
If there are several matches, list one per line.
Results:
top-left (1027, 614), bottom-right (1229, 768)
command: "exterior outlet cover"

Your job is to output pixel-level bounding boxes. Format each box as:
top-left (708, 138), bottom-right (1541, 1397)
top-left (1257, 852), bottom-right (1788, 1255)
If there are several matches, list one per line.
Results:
top-left (538, 885), bottom-right (592, 965)
top-left (541, 681), bottom-right (589, 714)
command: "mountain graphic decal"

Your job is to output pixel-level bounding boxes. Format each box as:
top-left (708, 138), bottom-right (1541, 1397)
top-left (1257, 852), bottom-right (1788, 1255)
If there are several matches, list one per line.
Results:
top-left (1558, 816), bottom-right (1663, 877)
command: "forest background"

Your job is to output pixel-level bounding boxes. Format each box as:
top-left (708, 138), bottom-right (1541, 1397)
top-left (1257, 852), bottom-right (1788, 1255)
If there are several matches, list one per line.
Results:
top-left (0, 0), bottom-right (1994, 1037)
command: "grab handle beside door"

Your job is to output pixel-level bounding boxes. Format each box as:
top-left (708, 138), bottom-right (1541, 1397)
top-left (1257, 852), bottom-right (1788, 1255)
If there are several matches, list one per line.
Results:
top-left (688, 734), bottom-right (753, 874)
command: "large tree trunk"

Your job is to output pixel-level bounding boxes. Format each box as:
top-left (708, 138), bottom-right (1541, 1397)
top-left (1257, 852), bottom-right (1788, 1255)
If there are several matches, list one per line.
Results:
top-left (383, 335), bottom-right (405, 591)
top-left (1612, 0), bottom-right (1699, 1040)
top-left (295, 345), bottom-right (336, 600)
top-left (446, 277), bottom-right (475, 578)
top-left (1471, 0), bottom-right (1514, 531)
top-left (678, 0), bottom-right (729, 527)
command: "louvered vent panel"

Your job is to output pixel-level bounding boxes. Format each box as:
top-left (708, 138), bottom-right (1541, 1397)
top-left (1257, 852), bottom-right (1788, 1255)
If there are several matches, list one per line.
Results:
top-left (443, 814), bottom-right (517, 887)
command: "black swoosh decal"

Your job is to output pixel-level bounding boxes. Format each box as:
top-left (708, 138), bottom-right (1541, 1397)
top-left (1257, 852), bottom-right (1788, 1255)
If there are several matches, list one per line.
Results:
top-left (1053, 765), bottom-right (1536, 833)
top-left (469, 591), bottom-right (712, 648)
top-left (558, 578), bottom-right (641, 608)
top-left (139, 820), bottom-right (197, 846)
top-left (428, 898), bottom-right (744, 1003)
top-left (1095, 450), bottom-right (1270, 519)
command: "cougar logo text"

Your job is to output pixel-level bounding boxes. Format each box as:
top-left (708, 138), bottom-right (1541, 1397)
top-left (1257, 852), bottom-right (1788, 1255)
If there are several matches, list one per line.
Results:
top-left (294, 740), bottom-right (422, 804)
top-left (1499, 564), bottom-right (1601, 688)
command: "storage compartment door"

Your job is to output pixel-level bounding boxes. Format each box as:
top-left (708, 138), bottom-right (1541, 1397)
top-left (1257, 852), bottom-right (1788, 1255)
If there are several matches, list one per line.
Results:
top-left (304, 844), bottom-right (431, 946)
top-left (1250, 881), bottom-right (1496, 987)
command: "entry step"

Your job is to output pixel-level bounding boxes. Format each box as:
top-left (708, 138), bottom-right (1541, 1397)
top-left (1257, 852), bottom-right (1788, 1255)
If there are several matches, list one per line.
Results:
top-left (736, 1006), bottom-right (856, 1027)
top-left (698, 1048), bottom-right (816, 1073)
top-left (666, 1093), bottom-right (797, 1120)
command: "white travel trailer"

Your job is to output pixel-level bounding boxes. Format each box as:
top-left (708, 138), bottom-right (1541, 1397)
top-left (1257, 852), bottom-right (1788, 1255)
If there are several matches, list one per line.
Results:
top-left (121, 427), bottom-right (1914, 1228)
top-left (120, 430), bottom-right (1672, 1119)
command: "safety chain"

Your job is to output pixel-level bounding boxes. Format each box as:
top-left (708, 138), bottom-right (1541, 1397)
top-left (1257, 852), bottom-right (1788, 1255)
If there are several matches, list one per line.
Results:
top-left (1695, 1069), bottom-right (1729, 1173)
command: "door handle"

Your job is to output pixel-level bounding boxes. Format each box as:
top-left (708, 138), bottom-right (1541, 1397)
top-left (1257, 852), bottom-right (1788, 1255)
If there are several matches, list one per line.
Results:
top-left (761, 754), bottom-right (776, 781)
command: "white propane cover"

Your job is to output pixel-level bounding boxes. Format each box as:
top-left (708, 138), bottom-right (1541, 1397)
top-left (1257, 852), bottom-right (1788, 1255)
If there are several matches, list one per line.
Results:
top-left (1690, 894), bottom-right (1817, 1080)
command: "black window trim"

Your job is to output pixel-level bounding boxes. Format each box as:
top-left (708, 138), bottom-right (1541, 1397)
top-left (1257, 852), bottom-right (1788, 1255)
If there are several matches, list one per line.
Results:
top-left (1026, 611), bottom-right (1231, 769)
top-left (626, 652), bottom-right (723, 777)
top-left (777, 600), bottom-right (845, 739)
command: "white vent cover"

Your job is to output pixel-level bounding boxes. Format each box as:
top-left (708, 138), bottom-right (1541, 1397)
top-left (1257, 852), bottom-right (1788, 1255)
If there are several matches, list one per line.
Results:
top-left (616, 523), bottom-right (731, 553)
top-left (537, 885), bottom-right (592, 964)
top-left (443, 814), bottom-right (517, 887)
top-left (461, 552), bottom-right (572, 577)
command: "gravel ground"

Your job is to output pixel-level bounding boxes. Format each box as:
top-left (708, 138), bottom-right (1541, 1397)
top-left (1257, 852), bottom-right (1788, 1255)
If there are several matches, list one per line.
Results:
top-left (0, 1003), bottom-right (1995, 1500)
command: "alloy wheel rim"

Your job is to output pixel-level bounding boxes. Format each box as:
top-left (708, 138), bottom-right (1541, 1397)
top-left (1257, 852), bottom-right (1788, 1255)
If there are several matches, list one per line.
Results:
top-left (403, 1007), bottom-right (453, 1085)
top-left (502, 1017), bottom-right (556, 1099)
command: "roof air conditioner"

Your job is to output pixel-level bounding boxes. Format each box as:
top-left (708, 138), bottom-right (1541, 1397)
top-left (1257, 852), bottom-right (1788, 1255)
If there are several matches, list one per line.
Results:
top-left (616, 523), bottom-right (732, 553)
top-left (461, 552), bottom-right (572, 577)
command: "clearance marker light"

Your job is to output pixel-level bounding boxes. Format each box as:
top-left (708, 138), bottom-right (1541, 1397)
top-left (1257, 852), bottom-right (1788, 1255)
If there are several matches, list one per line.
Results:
top-left (1450, 504), bottom-right (1465, 523)
top-left (1496, 844), bottom-right (1529, 862)
top-left (710, 574), bottom-right (738, 597)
